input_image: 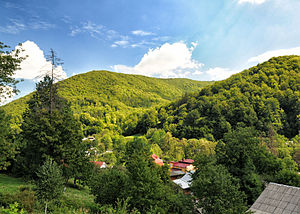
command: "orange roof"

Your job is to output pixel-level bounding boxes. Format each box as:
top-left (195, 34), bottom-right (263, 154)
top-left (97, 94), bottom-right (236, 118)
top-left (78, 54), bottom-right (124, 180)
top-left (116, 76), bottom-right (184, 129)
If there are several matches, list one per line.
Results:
top-left (151, 154), bottom-right (159, 160)
top-left (151, 153), bottom-right (164, 166)
top-left (154, 158), bottom-right (164, 166)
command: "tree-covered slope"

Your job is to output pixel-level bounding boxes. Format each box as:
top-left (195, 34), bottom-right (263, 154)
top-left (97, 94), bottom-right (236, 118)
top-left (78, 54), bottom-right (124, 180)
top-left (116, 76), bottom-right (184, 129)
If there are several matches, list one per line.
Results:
top-left (2, 70), bottom-right (212, 134)
top-left (148, 55), bottom-right (300, 140)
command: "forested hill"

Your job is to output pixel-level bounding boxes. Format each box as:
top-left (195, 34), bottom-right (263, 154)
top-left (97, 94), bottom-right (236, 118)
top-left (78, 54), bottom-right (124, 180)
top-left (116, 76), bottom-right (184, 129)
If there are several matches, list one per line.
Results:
top-left (2, 70), bottom-right (212, 134)
top-left (150, 55), bottom-right (300, 140)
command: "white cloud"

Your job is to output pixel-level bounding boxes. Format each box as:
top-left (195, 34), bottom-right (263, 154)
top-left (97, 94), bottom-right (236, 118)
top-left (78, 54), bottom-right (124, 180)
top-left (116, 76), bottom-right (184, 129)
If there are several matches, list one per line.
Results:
top-left (238, 0), bottom-right (267, 4)
top-left (152, 36), bottom-right (170, 42)
top-left (114, 40), bottom-right (129, 46)
top-left (0, 19), bottom-right (26, 34)
top-left (0, 18), bottom-right (54, 34)
top-left (202, 67), bottom-right (239, 81)
top-left (113, 41), bottom-right (203, 78)
top-left (70, 21), bottom-right (104, 38)
top-left (113, 41), bottom-right (241, 81)
top-left (248, 47), bottom-right (300, 63)
top-left (30, 20), bottom-right (55, 30)
top-left (132, 30), bottom-right (154, 36)
top-left (13, 41), bottom-right (67, 81)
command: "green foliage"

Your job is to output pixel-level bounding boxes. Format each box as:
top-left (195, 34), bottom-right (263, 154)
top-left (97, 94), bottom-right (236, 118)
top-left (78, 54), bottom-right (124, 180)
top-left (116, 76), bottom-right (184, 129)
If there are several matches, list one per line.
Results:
top-left (153, 55), bottom-right (300, 140)
top-left (0, 42), bottom-right (24, 103)
top-left (19, 76), bottom-right (85, 179)
top-left (217, 127), bottom-right (259, 177)
top-left (89, 168), bottom-right (129, 205)
top-left (0, 202), bottom-right (25, 214)
top-left (273, 169), bottom-right (300, 187)
top-left (0, 185), bottom-right (35, 213)
top-left (2, 70), bottom-right (212, 135)
top-left (95, 198), bottom-right (141, 214)
top-left (191, 155), bottom-right (248, 214)
top-left (0, 175), bottom-right (32, 194)
top-left (0, 173), bottom-right (98, 213)
top-left (123, 137), bottom-right (194, 213)
top-left (146, 128), bottom-right (216, 161)
top-left (88, 137), bottom-right (194, 213)
top-left (35, 158), bottom-right (65, 203)
top-left (0, 110), bottom-right (17, 171)
top-left (216, 127), bottom-right (263, 204)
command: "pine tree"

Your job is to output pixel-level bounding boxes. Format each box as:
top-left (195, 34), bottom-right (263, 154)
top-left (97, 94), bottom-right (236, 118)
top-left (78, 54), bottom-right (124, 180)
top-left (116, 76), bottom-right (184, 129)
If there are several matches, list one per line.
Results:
top-left (20, 75), bottom-right (85, 178)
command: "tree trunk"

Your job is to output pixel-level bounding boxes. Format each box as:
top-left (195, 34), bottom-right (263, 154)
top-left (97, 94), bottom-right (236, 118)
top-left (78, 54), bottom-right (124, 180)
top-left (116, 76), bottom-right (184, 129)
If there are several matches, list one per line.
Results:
top-left (45, 202), bottom-right (48, 214)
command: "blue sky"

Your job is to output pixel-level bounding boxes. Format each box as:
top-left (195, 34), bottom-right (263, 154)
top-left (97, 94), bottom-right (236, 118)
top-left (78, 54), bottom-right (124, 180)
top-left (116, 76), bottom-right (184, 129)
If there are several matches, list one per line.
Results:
top-left (1, 0), bottom-right (300, 102)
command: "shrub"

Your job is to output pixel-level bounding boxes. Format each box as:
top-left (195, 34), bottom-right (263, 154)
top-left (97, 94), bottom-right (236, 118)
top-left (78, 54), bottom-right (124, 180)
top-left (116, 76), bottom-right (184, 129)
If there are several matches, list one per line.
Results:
top-left (0, 202), bottom-right (25, 214)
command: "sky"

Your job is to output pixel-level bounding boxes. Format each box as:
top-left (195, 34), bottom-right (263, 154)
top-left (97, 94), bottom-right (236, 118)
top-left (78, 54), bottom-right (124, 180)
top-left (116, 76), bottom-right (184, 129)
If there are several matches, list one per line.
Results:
top-left (1, 0), bottom-right (300, 103)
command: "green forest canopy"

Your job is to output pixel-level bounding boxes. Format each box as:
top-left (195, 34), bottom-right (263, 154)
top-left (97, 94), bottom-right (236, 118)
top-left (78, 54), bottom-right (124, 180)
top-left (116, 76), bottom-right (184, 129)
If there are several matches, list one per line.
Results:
top-left (1, 70), bottom-right (212, 135)
top-left (144, 55), bottom-right (300, 141)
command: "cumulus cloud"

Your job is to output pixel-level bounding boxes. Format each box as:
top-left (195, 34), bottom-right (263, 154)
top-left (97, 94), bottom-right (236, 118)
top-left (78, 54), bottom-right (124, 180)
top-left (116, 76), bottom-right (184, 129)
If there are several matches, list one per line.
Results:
top-left (238, 0), bottom-right (267, 4)
top-left (13, 41), bottom-right (67, 81)
top-left (132, 30), bottom-right (154, 36)
top-left (113, 42), bottom-right (203, 78)
top-left (248, 47), bottom-right (300, 63)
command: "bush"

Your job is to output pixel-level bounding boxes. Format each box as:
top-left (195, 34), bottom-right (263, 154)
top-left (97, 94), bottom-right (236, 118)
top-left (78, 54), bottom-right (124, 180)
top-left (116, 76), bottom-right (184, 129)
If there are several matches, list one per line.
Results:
top-left (88, 168), bottom-right (129, 205)
top-left (0, 202), bottom-right (25, 214)
top-left (274, 169), bottom-right (300, 187)
top-left (0, 188), bottom-right (35, 213)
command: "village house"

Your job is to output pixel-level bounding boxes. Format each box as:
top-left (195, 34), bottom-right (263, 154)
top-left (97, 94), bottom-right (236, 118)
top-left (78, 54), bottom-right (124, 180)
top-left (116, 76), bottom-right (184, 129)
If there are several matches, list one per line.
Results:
top-left (169, 158), bottom-right (195, 172)
top-left (172, 171), bottom-right (194, 194)
top-left (91, 161), bottom-right (107, 168)
top-left (151, 154), bottom-right (164, 166)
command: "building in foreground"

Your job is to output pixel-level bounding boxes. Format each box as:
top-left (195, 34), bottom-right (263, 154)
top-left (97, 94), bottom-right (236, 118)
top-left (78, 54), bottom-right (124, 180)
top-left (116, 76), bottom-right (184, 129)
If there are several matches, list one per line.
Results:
top-left (249, 182), bottom-right (300, 214)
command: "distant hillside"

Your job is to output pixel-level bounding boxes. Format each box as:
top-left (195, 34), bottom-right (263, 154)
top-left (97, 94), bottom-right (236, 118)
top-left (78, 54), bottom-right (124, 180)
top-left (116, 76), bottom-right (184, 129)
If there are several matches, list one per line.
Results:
top-left (2, 70), bottom-right (212, 134)
top-left (145, 55), bottom-right (300, 140)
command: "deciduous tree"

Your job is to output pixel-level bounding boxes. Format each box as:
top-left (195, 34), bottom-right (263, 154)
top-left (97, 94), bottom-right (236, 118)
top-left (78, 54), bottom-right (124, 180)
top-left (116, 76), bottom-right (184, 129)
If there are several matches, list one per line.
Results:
top-left (35, 158), bottom-right (64, 214)
top-left (0, 42), bottom-right (23, 103)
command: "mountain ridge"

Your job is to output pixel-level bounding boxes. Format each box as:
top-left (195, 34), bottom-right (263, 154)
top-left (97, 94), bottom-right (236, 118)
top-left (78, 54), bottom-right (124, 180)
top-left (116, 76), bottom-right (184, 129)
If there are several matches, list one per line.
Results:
top-left (1, 70), bottom-right (213, 134)
top-left (146, 55), bottom-right (300, 140)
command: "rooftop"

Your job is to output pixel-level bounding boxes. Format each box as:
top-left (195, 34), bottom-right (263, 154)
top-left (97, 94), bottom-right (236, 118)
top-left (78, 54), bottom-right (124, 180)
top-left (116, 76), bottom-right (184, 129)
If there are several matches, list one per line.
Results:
top-left (173, 172), bottom-right (194, 190)
top-left (180, 159), bottom-right (194, 164)
top-left (249, 182), bottom-right (300, 214)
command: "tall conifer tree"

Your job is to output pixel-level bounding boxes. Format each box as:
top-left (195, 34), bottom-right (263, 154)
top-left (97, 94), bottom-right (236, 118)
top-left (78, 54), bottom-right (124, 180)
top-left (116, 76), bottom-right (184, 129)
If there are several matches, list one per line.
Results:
top-left (20, 50), bottom-right (86, 178)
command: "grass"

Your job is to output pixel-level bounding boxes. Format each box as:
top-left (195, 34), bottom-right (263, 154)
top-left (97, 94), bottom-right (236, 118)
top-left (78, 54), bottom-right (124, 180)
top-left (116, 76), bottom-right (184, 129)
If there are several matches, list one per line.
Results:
top-left (0, 174), bottom-right (96, 212)
top-left (62, 183), bottom-right (95, 209)
top-left (0, 174), bottom-right (31, 194)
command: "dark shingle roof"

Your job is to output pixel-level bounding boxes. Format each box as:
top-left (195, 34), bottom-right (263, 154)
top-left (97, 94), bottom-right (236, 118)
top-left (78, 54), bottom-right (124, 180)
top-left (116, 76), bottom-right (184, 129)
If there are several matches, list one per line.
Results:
top-left (250, 182), bottom-right (300, 214)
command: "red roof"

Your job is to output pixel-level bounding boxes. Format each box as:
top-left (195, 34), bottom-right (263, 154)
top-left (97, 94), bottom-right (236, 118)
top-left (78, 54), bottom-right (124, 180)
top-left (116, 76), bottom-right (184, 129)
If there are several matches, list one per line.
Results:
top-left (172, 162), bottom-right (191, 168)
top-left (180, 159), bottom-right (194, 164)
top-left (91, 161), bottom-right (105, 167)
top-left (151, 154), bottom-right (158, 160)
